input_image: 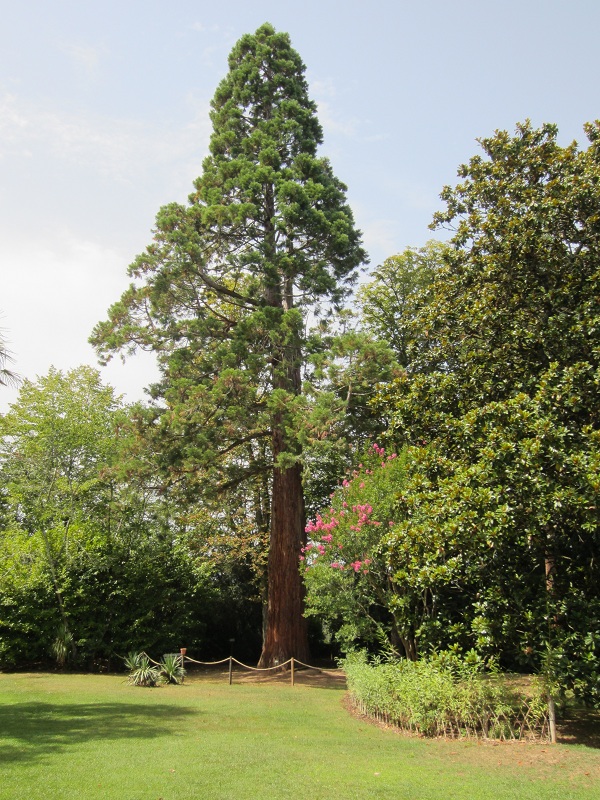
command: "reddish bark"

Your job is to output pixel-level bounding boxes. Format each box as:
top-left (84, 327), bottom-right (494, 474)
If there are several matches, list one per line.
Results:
top-left (258, 444), bottom-right (309, 667)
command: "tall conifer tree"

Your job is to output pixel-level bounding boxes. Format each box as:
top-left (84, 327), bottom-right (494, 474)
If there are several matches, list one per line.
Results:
top-left (91, 23), bottom-right (366, 665)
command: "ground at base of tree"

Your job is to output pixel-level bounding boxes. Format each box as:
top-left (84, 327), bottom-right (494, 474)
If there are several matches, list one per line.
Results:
top-left (2, 672), bottom-right (598, 800)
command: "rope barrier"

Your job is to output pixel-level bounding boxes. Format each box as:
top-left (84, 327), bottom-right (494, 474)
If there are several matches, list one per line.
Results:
top-left (183, 656), bottom-right (230, 666)
top-left (137, 650), bottom-right (343, 686)
top-left (292, 659), bottom-right (340, 673)
top-left (230, 657), bottom-right (293, 672)
top-left (140, 651), bottom-right (163, 667)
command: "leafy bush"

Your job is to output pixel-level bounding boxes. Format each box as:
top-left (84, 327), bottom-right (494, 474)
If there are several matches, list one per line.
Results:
top-left (343, 651), bottom-right (549, 740)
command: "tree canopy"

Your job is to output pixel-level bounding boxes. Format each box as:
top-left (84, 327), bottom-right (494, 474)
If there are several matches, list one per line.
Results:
top-left (367, 121), bottom-right (600, 701)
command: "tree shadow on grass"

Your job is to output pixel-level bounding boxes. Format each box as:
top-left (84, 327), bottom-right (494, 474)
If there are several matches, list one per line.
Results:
top-left (0, 701), bottom-right (198, 765)
top-left (557, 707), bottom-right (600, 749)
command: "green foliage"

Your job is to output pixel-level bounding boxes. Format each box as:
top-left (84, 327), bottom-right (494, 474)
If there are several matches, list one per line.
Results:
top-left (124, 652), bottom-right (185, 687)
top-left (89, 23), bottom-right (367, 665)
top-left (302, 328), bottom-right (401, 517)
top-left (0, 367), bottom-right (222, 668)
top-left (0, 326), bottom-right (19, 388)
top-left (374, 121), bottom-right (600, 702)
top-left (125, 653), bottom-right (162, 687)
top-left (160, 653), bottom-right (186, 685)
top-left (344, 651), bottom-right (549, 740)
top-left (302, 443), bottom-right (411, 654)
top-left (51, 624), bottom-right (74, 668)
top-left (357, 240), bottom-right (447, 368)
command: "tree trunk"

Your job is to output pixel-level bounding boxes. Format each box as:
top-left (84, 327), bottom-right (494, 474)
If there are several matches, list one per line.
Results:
top-left (258, 446), bottom-right (309, 667)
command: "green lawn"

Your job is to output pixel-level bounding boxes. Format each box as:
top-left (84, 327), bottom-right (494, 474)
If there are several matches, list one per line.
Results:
top-left (0, 671), bottom-right (598, 800)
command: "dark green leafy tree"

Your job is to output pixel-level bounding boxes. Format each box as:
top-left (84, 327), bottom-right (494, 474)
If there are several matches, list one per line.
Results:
top-left (378, 121), bottom-right (600, 702)
top-left (90, 24), bottom-right (366, 666)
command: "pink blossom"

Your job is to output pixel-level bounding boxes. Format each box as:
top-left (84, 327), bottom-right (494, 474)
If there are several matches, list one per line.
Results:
top-left (321, 533), bottom-right (333, 543)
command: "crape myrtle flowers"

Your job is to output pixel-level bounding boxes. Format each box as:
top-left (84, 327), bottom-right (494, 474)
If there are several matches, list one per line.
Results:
top-left (301, 443), bottom-right (401, 575)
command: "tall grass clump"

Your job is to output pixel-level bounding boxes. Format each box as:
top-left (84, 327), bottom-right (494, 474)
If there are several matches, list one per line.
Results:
top-left (344, 651), bottom-right (549, 740)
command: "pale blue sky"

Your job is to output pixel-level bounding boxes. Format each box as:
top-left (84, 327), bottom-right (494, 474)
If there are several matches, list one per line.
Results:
top-left (1, 0), bottom-right (599, 408)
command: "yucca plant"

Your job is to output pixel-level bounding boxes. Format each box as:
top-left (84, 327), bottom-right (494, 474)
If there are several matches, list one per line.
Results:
top-left (160, 653), bottom-right (186, 685)
top-left (51, 624), bottom-right (74, 668)
top-left (125, 652), bottom-right (161, 687)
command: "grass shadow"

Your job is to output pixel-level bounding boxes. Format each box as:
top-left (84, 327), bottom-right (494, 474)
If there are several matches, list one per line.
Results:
top-left (0, 701), bottom-right (198, 765)
top-left (557, 707), bottom-right (600, 749)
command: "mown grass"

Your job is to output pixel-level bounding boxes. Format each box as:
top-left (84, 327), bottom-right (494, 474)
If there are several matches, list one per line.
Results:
top-left (0, 671), bottom-right (598, 800)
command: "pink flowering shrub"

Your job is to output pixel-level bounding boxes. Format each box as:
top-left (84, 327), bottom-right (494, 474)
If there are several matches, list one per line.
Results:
top-left (302, 444), bottom-right (407, 650)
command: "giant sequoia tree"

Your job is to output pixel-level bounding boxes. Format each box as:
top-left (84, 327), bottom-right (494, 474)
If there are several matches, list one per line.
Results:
top-left (91, 24), bottom-right (366, 666)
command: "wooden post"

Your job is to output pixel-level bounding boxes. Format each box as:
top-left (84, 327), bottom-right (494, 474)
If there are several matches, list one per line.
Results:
top-left (180, 648), bottom-right (187, 684)
top-left (548, 695), bottom-right (556, 744)
top-left (228, 638), bottom-right (235, 686)
top-left (291, 657), bottom-right (295, 687)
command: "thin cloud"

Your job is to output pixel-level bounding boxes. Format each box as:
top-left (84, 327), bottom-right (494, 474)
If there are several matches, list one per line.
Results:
top-left (59, 41), bottom-right (107, 77)
top-left (316, 99), bottom-right (359, 138)
top-left (0, 91), bottom-right (211, 183)
top-left (191, 21), bottom-right (221, 33)
top-left (358, 217), bottom-right (401, 263)
top-left (0, 231), bottom-right (159, 411)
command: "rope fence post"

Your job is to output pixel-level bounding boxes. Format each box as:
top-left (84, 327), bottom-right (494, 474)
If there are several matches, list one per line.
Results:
top-left (228, 638), bottom-right (235, 686)
top-left (548, 695), bottom-right (556, 744)
top-left (291, 657), bottom-right (295, 687)
top-left (180, 648), bottom-right (187, 684)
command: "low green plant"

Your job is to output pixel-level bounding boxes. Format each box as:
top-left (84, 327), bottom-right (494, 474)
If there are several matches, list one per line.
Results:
top-left (343, 651), bottom-right (549, 740)
top-left (160, 652), bottom-right (186, 684)
top-left (124, 652), bottom-right (161, 687)
top-left (51, 624), bottom-right (74, 668)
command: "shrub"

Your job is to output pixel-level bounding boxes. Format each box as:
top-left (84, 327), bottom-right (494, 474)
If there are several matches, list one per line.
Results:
top-left (343, 651), bottom-right (549, 740)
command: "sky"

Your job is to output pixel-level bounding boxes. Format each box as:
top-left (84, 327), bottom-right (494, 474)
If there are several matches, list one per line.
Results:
top-left (1, 0), bottom-right (599, 410)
